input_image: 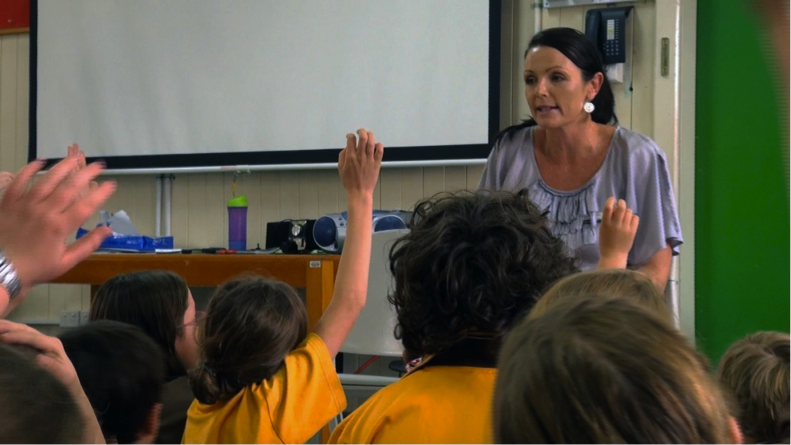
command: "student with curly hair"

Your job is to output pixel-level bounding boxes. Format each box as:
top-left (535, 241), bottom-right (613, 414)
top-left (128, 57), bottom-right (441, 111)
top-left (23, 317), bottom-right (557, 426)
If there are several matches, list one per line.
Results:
top-left (329, 189), bottom-right (578, 444)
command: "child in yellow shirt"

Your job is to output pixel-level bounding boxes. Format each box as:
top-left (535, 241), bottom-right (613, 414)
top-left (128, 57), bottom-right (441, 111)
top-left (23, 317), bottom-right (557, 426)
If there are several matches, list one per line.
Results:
top-left (182, 129), bottom-right (383, 444)
top-left (329, 190), bottom-right (580, 444)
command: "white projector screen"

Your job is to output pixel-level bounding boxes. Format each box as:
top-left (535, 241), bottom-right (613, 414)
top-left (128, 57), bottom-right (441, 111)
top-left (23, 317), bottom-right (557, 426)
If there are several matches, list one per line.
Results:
top-left (31, 0), bottom-right (500, 171)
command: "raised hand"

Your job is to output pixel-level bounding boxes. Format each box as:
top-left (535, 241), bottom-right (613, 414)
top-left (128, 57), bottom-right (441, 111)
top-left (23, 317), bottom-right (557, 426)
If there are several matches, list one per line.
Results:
top-left (312, 129), bottom-right (384, 358)
top-left (338, 128), bottom-right (384, 202)
top-left (749, 0), bottom-right (790, 135)
top-left (0, 154), bottom-right (115, 313)
top-left (597, 197), bottom-right (639, 269)
top-left (0, 172), bottom-right (13, 199)
top-left (751, 0), bottom-right (790, 12)
top-left (68, 143), bottom-right (99, 197)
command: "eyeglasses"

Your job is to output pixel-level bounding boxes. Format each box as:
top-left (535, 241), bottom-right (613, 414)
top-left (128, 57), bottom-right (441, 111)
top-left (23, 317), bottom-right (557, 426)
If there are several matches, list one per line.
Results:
top-left (180, 310), bottom-right (206, 329)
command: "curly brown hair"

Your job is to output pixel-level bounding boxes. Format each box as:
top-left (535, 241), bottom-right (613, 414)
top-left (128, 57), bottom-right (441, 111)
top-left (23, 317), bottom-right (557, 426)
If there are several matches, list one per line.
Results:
top-left (387, 189), bottom-right (578, 359)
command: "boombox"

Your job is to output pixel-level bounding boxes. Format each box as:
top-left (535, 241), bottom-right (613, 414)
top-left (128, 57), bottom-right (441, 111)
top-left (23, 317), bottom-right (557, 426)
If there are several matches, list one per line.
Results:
top-left (312, 210), bottom-right (413, 253)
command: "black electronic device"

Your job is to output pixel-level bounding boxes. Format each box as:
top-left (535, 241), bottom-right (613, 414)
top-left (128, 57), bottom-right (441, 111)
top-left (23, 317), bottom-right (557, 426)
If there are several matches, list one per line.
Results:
top-left (265, 220), bottom-right (317, 254)
top-left (585, 7), bottom-right (632, 65)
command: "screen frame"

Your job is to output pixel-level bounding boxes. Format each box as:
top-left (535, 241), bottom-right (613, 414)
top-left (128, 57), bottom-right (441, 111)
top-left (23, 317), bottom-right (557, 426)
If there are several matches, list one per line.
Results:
top-left (29, 0), bottom-right (502, 171)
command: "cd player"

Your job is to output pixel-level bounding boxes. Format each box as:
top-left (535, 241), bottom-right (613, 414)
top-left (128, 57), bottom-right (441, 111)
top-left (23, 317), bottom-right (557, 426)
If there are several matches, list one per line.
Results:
top-left (312, 210), bottom-right (412, 252)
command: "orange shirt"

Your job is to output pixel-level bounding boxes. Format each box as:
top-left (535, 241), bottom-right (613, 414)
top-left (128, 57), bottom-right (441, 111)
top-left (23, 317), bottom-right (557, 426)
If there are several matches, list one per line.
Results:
top-left (329, 362), bottom-right (496, 444)
top-left (183, 333), bottom-right (345, 444)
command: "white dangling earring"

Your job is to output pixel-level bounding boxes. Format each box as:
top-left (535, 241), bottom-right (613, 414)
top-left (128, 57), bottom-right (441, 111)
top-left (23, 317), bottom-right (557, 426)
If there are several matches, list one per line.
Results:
top-left (583, 101), bottom-right (595, 114)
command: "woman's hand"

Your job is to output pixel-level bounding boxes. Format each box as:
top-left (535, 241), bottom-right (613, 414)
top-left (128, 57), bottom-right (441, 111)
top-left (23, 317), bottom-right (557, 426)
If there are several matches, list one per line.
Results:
top-left (597, 197), bottom-right (639, 269)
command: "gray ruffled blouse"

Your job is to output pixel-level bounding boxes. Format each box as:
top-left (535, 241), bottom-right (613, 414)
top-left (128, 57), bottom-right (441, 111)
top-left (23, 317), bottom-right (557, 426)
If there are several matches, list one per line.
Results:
top-left (478, 125), bottom-right (682, 270)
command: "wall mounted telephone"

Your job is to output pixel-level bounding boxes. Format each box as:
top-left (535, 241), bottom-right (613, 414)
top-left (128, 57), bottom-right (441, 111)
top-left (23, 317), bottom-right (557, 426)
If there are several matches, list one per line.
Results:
top-left (585, 7), bottom-right (633, 65)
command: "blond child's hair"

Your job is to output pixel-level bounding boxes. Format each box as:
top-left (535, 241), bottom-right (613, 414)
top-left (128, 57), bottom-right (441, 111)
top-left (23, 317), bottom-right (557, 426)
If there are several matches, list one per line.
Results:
top-left (530, 269), bottom-right (673, 324)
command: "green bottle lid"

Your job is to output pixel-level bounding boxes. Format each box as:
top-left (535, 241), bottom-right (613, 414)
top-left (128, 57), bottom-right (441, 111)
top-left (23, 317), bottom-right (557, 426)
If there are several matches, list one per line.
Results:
top-left (227, 195), bottom-right (248, 207)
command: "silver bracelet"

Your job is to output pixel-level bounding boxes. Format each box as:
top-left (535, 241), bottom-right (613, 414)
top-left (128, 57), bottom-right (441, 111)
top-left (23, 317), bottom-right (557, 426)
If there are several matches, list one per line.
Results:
top-left (0, 252), bottom-right (22, 300)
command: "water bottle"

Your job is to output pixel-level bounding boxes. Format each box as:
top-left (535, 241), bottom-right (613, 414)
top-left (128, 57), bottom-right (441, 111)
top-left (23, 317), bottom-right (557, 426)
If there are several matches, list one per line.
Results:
top-left (227, 196), bottom-right (248, 251)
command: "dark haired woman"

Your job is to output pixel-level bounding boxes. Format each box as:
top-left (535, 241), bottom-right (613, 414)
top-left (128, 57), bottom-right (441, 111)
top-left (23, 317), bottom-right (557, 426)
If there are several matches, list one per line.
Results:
top-left (479, 27), bottom-right (682, 291)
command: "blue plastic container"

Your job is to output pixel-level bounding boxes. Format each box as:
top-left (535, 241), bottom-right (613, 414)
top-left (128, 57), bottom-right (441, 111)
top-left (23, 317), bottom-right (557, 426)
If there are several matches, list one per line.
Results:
top-left (76, 228), bottom-right (174, 252)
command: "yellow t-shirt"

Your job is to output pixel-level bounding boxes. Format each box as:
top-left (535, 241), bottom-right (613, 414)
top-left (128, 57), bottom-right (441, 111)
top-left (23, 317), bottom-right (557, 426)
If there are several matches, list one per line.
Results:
top-left (183, 333), bottom-right (346, 444)
top-left (329, 362), bottom-right (496, 444)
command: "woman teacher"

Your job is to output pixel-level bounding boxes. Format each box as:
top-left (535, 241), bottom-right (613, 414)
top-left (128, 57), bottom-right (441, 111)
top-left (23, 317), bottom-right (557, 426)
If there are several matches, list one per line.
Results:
top-left (479, 28), bottom-right (682, 291)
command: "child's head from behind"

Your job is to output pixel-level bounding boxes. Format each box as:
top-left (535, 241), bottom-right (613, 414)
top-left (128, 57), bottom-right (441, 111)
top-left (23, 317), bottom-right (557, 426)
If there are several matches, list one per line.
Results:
top-left (59, 320), bottom-right (165, 444)
top-left (717, 331), bottom-right (790, 444)
top-left (494, 297), bottom-right (738, 444)
top-left (531, 268), bottom-right (673, 323)
top-left (0, 343), bottom-right (85, 443)
top-left (388, 190), bottom-right (578, 359)
top-left (190, 276), bottom-right (308, 405)
top-left (89, 270), bottom-right (198, 376)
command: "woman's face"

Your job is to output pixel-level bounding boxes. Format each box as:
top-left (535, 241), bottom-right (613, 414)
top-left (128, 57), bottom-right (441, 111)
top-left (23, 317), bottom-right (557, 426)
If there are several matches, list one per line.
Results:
top-left (174, 290), bottom-right (200, 370)
top-left (523, 46), bottom-right (601, 129)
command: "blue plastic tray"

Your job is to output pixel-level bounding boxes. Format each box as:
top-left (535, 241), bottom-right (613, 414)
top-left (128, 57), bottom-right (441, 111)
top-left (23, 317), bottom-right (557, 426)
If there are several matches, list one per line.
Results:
top-left (76, 228), bottom-right (174, 252)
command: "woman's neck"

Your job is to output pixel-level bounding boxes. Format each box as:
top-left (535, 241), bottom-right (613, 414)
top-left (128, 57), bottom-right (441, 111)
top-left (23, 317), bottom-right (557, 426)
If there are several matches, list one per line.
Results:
top-left (538, 120), bottom-right (606, 164)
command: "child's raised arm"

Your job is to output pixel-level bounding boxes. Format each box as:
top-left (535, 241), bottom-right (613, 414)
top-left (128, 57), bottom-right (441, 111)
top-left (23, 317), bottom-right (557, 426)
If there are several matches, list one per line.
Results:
top-left (313, 129), bottom-right (383, 358)
top-left (597, 197), bottom-right (640, 269)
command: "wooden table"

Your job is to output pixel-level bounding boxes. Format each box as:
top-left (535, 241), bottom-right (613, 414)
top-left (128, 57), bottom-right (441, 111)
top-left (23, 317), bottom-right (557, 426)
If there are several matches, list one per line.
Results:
top-left (51, 253), bottom-right (341, 329)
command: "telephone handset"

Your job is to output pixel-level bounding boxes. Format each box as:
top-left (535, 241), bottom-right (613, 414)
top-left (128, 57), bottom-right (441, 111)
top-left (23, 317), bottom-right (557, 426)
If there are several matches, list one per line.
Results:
top-left (584, 7), bottom-right (632, 65)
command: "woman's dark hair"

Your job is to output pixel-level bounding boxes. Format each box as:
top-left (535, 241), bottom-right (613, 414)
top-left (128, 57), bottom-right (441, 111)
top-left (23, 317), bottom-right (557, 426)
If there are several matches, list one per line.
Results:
top-left (60, 320), bottom-right (165, 444)
top-left (495, 27), bottom-right (618, 144)
top-left (89, 270), bottom-right (190, 379)
top-left (494, 297), bottom-right (735, 444)
top-left (189, 276), bottom-right (308, 405)
top-left (387, 189), bottom-right (578, 359)
top-left (0, 344), bottom-right (85, 443)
